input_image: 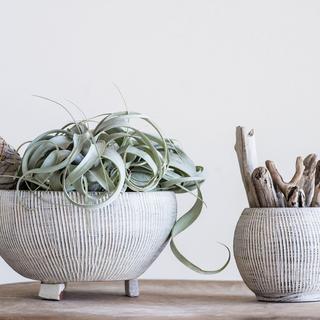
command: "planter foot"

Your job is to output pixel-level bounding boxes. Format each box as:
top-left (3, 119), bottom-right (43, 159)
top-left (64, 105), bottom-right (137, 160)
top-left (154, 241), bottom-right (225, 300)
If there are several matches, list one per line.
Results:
top-left (39, 283), bottom-right (65, 301)
top-left (125, 279), bottom-right (139, 297)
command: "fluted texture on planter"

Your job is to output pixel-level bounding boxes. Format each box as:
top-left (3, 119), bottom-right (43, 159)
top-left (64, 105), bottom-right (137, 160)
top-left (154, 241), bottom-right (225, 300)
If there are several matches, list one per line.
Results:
top-left (234, 207), bottom-right (320, 302)
top-left (0, 191), bottom-right (177, 283)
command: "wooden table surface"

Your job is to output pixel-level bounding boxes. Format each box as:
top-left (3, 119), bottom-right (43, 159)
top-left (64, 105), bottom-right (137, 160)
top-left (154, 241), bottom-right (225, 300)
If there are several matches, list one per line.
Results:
top-left (0, 280), bottom-right (319, 319)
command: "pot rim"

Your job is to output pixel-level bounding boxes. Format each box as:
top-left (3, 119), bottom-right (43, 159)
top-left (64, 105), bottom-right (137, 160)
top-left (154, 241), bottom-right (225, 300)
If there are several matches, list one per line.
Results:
top-left (0, 190), bottom-right (176, 196)
top-left (243, 206), bottom-right (320, 211)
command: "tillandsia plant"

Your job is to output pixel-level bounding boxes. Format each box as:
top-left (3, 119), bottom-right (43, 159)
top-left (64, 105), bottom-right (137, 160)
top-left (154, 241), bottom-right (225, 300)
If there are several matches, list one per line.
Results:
top-left (1, 98), bottom-right (230, 273)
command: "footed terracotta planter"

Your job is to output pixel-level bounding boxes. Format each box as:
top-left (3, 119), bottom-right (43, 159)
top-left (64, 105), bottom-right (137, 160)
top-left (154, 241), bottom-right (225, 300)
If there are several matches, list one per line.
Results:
top-left (0, 190), bottom-right (177, 300)
top-left (234, 207), bottom-right (320, 302)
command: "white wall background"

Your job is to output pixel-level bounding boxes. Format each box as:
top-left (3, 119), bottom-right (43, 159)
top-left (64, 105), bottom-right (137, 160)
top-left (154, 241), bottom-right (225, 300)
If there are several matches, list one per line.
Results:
top-left (0, 0), bottom-right (320, 283)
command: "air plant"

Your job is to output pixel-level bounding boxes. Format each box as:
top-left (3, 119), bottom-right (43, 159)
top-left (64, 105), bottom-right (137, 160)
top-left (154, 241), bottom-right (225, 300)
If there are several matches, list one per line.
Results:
top-left (5, 97), bottom-right (230, 273)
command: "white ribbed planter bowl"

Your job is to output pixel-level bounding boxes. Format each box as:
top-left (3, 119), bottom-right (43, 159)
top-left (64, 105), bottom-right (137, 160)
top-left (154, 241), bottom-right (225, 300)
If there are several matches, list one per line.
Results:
top-left (234, 207), bottom-right (320, 302)
top-left (0, 190), bottom-right (177, 299)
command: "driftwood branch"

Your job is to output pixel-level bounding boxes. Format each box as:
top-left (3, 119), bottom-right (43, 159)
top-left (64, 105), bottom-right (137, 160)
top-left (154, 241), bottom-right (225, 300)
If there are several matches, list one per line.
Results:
top-left (286, 186), bottom-right (306, 208)
top-left (274, 184), bottom-right (285, 207)
top-left (235, 127), bottom-right (259, 208)
top-left (266, 157), bottom-right (305, 207)
top-left (299, 154), bottom-right (317, 206)
top-left (251, 167), bottom-right (278, 207)
top-left (312, 160), bottom-right (320, 207)
top-left (235, 126), bottom-right (318, 208)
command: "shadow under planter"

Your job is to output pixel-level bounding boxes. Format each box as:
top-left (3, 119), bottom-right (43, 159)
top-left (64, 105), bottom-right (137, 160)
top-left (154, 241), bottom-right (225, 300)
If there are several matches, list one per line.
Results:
top-left (0, 190), bottom-right (177, 301)
top-left (234, 207), bottom-right (320, 302)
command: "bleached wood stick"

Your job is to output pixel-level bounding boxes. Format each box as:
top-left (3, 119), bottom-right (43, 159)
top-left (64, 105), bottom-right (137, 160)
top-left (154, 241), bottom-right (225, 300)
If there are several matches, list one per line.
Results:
top-left (286, 186), bottom-right (306, 207)
top-left (315, 160), bottom-right (320, 186)
top-left (299, 154), bottom-right (317, 206)
top-left (274, 184), bottom-right (285, 207)
top-left (251, 167), bottom-right (278, 207)
top-left (266, 157), bottom-right (305, 207)
top-left (314, 187), bottom-right (320, 206)
top-left (312, 160), bottom-right (320, 207)
top-left (235, 127), bottom-right (259, 207)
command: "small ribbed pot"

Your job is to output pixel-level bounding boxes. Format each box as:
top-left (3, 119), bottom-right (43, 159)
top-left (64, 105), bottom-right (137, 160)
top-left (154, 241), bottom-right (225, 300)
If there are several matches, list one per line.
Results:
top-left (0, 190), bottom-right (177, 283)
top-left (234, 207), bottom-right (320, 302)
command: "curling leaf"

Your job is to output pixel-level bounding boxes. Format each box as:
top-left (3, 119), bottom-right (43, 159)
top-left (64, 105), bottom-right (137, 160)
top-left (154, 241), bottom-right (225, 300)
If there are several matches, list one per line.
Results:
top-left (16, 109), bottom-right (229, 274)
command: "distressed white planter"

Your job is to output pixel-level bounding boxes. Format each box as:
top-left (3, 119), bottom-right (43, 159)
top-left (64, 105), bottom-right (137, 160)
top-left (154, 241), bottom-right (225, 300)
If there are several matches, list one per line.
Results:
top-left (0, 190), bottom-right (177, 299)
top-left (234, 207), bottom-right (320, 302)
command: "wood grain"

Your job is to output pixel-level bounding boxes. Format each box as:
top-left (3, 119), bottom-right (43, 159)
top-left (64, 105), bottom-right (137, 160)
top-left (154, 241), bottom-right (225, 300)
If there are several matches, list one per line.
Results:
top-left (0, 280), bottom-right (319, 319)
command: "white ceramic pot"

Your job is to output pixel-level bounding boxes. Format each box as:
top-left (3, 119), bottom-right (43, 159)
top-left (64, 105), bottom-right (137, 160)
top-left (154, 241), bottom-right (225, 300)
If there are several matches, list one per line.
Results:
top-left (0, 190), bottom-right (177, 283)
top-left (234, 207), bottom-right (320, 302)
